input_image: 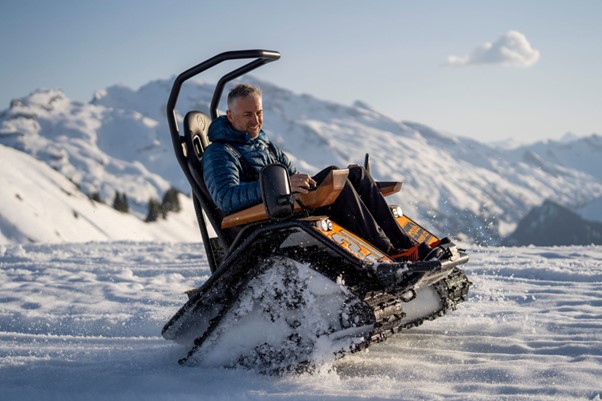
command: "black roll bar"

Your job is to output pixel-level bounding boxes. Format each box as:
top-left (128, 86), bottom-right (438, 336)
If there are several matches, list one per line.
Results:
top-left (166, 49), bottom-right (280, 176)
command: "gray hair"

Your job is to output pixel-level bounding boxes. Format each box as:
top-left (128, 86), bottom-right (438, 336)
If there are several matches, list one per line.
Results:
top-left (227, 84), bottom-right (262, 109)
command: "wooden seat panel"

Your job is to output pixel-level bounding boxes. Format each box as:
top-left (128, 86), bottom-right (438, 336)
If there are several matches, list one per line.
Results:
top-left (221, 169), bottom-right (350, 228)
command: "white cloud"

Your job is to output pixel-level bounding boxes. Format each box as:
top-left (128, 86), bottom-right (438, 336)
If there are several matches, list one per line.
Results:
top-left (448, 31), bottom-right (540, 67)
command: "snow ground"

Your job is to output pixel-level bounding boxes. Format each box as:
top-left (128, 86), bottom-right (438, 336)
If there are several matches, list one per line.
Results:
top-left (0, 242), bottom-right (601, 401)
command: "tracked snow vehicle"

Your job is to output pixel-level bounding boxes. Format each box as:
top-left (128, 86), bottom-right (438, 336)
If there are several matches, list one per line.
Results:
top-left (162, 50), bottom-right (471, 373)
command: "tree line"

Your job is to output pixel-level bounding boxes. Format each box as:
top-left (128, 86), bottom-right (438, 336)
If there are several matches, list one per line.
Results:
top-left (90, 187), bottom-right (181, 222)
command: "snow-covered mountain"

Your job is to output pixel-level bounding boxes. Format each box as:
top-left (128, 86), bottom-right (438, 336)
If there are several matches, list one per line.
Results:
top-left (508, 133), bottom-right (602, 182)
top-left (1, 78), bottom-right (601, 245)
top-left (0, 90), bottom-right (171, 216)
top-left (0, 143), bottom-right (200, 244)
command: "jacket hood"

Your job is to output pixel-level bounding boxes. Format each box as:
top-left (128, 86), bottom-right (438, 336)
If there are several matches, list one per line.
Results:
top-left (208, 115), bottom-right (267, 144)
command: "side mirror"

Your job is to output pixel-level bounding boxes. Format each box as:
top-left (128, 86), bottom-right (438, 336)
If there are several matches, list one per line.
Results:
top-left (260, 164), bottom-right (295, 220)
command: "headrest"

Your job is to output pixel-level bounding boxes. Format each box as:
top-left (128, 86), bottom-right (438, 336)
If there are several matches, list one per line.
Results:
top-left (183, 111), bottom-right (212, 157)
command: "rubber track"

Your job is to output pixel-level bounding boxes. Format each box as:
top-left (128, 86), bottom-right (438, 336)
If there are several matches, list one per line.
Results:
top-left (356, 268), bottom-right (472, 349)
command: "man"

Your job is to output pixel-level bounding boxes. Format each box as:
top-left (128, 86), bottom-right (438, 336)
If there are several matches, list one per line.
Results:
top-left (202, 83), bottom-right (420, 259)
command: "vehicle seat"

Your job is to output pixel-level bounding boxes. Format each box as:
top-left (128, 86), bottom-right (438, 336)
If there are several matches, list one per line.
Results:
top-left (183, 111), bottom-right (213, 208)
top-left (183, 111), bottom-right (236, 270)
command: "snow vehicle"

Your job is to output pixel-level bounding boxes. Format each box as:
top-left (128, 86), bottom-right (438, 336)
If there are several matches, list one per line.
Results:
top-left (161, 49), bottom-right (471, 373)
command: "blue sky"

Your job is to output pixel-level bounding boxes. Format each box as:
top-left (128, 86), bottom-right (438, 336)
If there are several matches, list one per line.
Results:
top-left (1, 0), bottom-right (601, 143)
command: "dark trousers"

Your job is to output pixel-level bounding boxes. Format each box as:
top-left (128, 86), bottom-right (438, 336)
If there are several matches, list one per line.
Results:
top-left (312, 166), bottom-right (416, 253)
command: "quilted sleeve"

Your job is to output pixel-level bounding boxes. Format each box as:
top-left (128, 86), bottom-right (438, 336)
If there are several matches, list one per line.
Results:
top-left (202, 144), bottom-right (262, 214)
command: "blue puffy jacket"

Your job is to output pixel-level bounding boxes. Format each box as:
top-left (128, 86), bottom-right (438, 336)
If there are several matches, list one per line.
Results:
top-left (202, 116), bottom-right (298, 215)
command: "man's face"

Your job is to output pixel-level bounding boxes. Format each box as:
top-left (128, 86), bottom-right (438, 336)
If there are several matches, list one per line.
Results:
top-left (226, 94), bottom-right (263, 138)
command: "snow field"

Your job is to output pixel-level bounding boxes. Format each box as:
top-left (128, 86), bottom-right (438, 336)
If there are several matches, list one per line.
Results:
top-left (0, 241), bottom-right (600, 400)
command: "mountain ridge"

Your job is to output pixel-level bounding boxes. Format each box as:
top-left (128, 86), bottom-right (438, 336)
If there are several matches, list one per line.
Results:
top-left (1, 78), bottom-right (601, 245)
top-left (504, 199), bottom-right (602, 246)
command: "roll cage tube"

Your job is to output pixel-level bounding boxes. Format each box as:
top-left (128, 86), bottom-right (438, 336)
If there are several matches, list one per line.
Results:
top-left (166, 49), bottom-right (281, 176)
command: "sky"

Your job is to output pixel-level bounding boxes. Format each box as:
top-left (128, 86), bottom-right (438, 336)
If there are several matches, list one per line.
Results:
top-left (1, 0), bottom-right (601, 144)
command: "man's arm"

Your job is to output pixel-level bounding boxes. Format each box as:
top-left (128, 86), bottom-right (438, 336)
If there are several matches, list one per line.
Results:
top-left (202, 144), bottom-right (262, 215)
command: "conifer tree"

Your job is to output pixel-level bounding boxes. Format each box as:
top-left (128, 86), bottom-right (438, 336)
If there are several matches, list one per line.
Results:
top-left (91, 192), bottom-right (102, 203)
top-left (112, 191), bottom-right (129, 213)
top-left (145, 198), bottom-right (162, 222)
top-left (122, 193), bottom-right (129, 213)
top-left (161, 187), bottom-right (181, 215)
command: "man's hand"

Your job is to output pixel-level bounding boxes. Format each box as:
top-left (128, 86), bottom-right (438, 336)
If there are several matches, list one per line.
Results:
top-left (290, 174), bottom-right (317, 194)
